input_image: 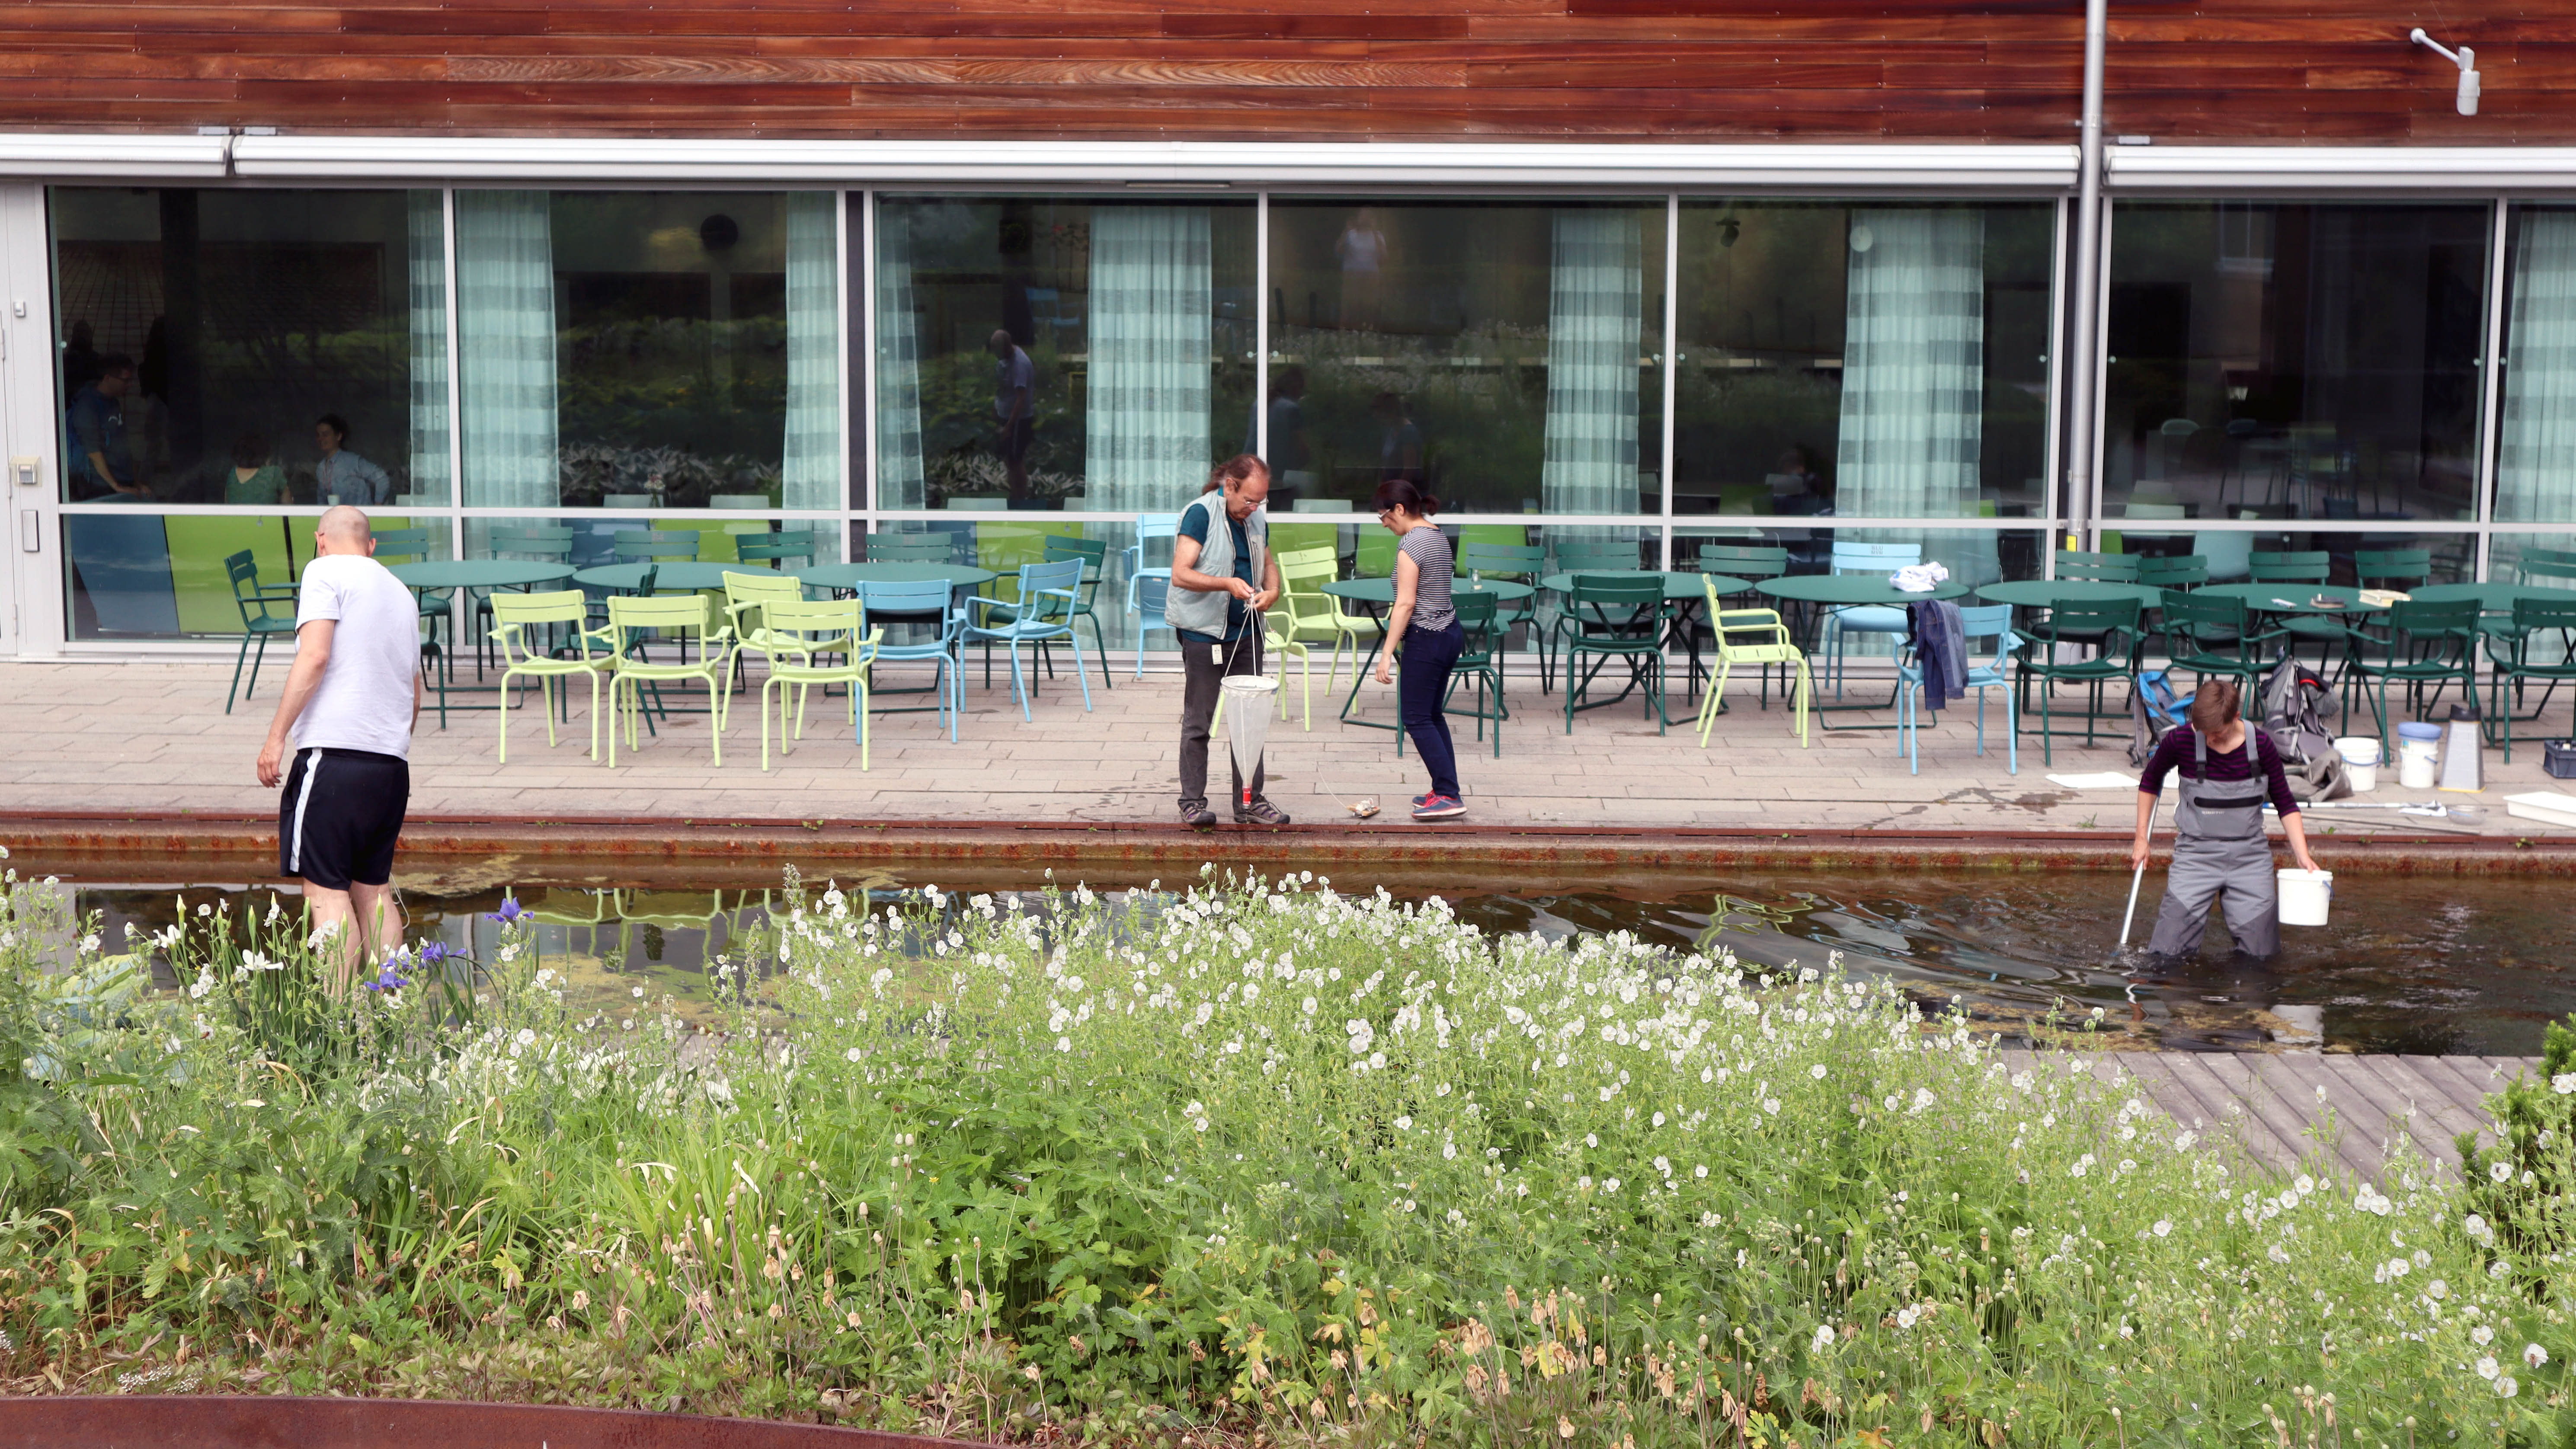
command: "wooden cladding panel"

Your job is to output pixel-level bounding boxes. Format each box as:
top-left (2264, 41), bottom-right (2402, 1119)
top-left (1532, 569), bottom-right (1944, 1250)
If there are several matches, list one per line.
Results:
top-left (2, 2), bottom-right (2571, 144)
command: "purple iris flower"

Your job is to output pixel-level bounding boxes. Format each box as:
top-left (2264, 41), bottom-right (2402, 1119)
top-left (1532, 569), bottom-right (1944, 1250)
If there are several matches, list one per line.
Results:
top-left (486, 899), bottom-right (527, 925)
top-left (363, 963), bottom-right (412, 993)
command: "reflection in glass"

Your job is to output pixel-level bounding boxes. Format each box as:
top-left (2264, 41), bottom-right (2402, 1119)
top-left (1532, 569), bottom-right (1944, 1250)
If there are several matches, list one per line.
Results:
top-left (2102, 202), bottom-right (2488, 526)
top-left (873, 199), bottom-right (1254, 515)
top-left (459, 191), bottom-right (839, 510)
top-left (1673, 201), bottom-right (2053, 553)
top-left (48, 186), bottom-right (442, 506)
top-left (1673, 528), bottom-right (2048, 586)
top-left (1266, 200), bottom-right (1665, 515)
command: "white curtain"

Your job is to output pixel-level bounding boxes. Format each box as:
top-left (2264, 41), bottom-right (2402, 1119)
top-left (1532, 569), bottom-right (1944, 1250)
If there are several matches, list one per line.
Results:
top-left (782, 192), bottom-right (841, 512)
top-left (1542, 209), bottom-right (1642, 516)
top-left (455, 191), bottom-right (557, 509)
top-left (404, 190), bottom-right (450, 505)
top-left (1087, 206), bottom-right (1212, 514)
top-left (874, 206), bottom-right (927, 510)
top-left (1837, 208), bottom-right (1996, 584)
top-left (2499, 210), bottom-right (2576, 525)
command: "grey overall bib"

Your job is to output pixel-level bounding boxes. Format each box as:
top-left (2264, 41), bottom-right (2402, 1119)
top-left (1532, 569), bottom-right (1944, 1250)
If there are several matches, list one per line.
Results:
top-left (2147, 727), bottom-right (2282, 959)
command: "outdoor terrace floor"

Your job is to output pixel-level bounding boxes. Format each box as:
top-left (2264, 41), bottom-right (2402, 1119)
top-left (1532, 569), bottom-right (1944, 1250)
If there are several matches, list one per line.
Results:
top-left (3, 652), bottom-right (2569, 840)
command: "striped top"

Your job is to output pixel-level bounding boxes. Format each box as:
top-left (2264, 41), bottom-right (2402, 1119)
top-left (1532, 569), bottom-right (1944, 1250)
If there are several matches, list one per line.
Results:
top-left (1399, 526), bottom-right (1456, 631)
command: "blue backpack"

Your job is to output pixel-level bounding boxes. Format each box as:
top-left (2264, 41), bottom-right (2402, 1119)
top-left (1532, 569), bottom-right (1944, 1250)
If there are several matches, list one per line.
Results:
top-left (2126, 669), bottom-right (2189, 767)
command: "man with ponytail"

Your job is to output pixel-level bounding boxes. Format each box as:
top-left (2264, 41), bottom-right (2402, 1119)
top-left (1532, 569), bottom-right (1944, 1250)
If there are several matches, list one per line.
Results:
top-left (1168, 455), bottom-right (1288, 828)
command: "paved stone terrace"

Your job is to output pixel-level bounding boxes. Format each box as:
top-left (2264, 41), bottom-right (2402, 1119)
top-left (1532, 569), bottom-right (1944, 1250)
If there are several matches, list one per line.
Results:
top-left (3, 653), bottom-right (2570, 839)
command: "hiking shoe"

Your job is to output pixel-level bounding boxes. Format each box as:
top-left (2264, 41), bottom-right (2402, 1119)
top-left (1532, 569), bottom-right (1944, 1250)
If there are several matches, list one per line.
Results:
top-left (1179, 798), bottom-right (1217, 828)
top-left (1235, 799), bottom-right (1292, 827)
top-left (1412, 793), bottom-right (1466, 820)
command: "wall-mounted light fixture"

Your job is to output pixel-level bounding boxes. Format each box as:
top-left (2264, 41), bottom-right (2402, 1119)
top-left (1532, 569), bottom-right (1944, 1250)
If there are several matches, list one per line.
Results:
top-left (2410, 28), bottom-right (2480, 116)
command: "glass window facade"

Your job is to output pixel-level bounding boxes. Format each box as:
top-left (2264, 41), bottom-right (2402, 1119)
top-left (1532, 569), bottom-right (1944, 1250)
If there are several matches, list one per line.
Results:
top-left (34, 183), bottom-right (2576, 653)
top-left (874, 197), bottom-right (1254, 513)
top-left (1674, 202), bottom-right (2054, 528)
top-left (1264, 199), bottom-right (1665, 516)
top-left (2101, 202), bottom-right (2490, 526)
top-left (458, 190), bottom-right (841, 511)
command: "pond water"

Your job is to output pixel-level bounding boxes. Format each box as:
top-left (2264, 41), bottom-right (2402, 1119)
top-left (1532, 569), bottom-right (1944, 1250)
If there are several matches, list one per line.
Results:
top-left (19, 858), bottom-right (2576, 1056)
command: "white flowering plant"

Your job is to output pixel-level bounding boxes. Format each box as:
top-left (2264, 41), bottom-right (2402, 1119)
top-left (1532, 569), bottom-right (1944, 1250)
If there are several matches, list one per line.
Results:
top-left (0, 866), bottom-right (2553, 1443)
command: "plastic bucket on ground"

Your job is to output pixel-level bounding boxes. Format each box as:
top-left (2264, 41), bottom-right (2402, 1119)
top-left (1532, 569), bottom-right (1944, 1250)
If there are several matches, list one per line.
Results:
top-left (2277, 868), bottom-right (2334, 927)
top-left (2334, 736), bottom-right (2381, 793)
top-left (2396, 722), bottom-right (2442, 790)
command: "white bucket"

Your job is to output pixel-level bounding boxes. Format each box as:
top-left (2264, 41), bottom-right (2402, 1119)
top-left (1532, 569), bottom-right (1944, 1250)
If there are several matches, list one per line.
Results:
top-left (2334, 736), bottom-right (2381, 793)
top-left (2396, 727), bottom-right (2441, 790)
top-left (2277, 868), bottom-right (2334, 927)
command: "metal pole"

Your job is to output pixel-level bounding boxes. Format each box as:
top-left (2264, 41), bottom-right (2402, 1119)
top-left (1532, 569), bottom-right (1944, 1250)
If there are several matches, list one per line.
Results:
top-left (2064, 0), bottom-right (2109, 551)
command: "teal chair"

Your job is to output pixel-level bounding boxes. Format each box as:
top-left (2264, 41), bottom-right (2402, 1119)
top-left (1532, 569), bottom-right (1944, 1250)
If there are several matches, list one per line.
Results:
top-left (978, 536), bottom-right (1114, 691)
top-left (1460, 540), bottom-right (1544, 690)
top-left (371, 527), bottom-right (454, 678)
top-left (2251, 550), bottom-right (2342, 675)
top-left (222, 550), bottom-right (302, 714)
top-left (2137, 554), bottom-right (2207, 593)
top-left (2054, 550), bottom-right (2141, 583)
top-left (478, 524), bottom-right (576, 671)
top-left (960, 559), bottom-right (1095, 723)
top-left (2155, 589), bottom-right (2282, 696)
top-left (613, 531), bottom-right (701, 563)
top-left (867, 534), bottom-right (960, 564)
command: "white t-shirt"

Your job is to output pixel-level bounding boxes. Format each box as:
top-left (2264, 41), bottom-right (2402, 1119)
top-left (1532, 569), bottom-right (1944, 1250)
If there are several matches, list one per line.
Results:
top-left (291, 552), bottom-right (420, 759)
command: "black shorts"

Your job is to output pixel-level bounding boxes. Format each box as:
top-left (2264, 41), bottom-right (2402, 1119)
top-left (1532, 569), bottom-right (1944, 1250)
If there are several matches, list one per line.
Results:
top-left (277, 747), bottom-right (410, 890)
top-left (998, 416), bottom-right (1034, 464)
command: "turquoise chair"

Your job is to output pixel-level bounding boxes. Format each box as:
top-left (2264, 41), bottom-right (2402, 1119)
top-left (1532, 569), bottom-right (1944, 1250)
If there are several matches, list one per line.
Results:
top-left (960, 558), bottom-right (1095, 722)
top-left (222, 549), bottom-right (303, 714)
top-left (1895, 604), bottom-right (2019, 777)
top-left (1820, 541), bottom-right (1919, 698)
top-left (1129, 572), bottom-right (1181, 679)
top-left (852, 578), bottom-right (963, 742)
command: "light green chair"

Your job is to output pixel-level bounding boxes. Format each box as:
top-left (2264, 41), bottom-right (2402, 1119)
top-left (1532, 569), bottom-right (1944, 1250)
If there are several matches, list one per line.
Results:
top-left (603, 594), bottom-right (735, 767)
top-left (756, 598), bottom-right (883, 772)
top-left (488, 590), bottom-right (611, 764)
top-left (723, 569), bottom-right (820, 692)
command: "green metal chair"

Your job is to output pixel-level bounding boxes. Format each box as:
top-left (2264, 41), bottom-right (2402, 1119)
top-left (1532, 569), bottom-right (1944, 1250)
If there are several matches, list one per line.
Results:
top-left (1558, 574), bottom-right (1667, 735)
top-left (867, 535), bottom-right (959, 564)
top-left (2015, 596), bottom-right (2141, 764)
top-left (2154, 589), bottom-right (2282, 696)
top-left (1552, 541), bottom-right (1641, 574)
top-left (370, 526), bottom-right (454, 665)
top-left (2054, 550), bottom-right (2141, 583)
top-left (736, 531), bottom-right (819, 568)
top-left (222, 549), bottom-right (303, 713)
top-left (2486, 595), bottom-right (2576, 762)
top-left (475, 524), bottom-right (576, 670)
top-left (1439, 590), bottom-right (1507, 758)
top-left (1460, 540), bottom-right (1544, 686)
top-left (2137, 554), bottom-right (2208, 593)
top-left (2249, 550), bottom-right (2343, 672)
top-left (613, 531), bottom-right (702, 564)
top-left (2355, 548), bottom-right (2432, 592)
top-left (2341, 598), bottom-right (2480, 755)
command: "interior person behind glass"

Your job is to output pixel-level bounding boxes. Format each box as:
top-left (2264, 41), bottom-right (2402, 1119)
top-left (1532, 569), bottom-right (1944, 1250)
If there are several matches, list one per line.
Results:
top-left (1374, 391), bottom-right (1424, 485)
top-left (227, 432), bottom-right (290, 505)
top-left (1768, 445), bottom-right (1836, 573)
top-left (65, 353), bottom-right (143, 499)
top-left (1336, 207), bottom-right (1391, 333)
top-left (313, 413), bottom-right (391, 506)
top-left (989, 328), bottom-right (1034, 503)
top-left (1251, 365), bottom-right (1315, 499)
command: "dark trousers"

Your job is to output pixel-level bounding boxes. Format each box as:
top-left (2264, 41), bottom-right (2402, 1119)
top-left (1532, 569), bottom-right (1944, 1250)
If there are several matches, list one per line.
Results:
top-left (1398, 620), bottom-right (1466, 799)
top-left (1179, 633), bottom-right (1267, 809)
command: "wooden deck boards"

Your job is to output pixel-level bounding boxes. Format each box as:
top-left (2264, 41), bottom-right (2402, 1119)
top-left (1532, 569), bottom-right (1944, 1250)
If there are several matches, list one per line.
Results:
top-left (2012, 1049), bottom-right (2534, 1184)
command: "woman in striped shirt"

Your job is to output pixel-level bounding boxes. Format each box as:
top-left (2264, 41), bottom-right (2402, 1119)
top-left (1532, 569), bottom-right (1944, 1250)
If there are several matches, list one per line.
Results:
top-left (1371, 479), bottom-right (1466, 819)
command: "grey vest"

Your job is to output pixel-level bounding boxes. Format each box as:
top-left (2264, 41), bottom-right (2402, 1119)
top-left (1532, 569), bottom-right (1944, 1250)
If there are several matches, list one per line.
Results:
top-left (1163, 494), bottom-right (1266, 638)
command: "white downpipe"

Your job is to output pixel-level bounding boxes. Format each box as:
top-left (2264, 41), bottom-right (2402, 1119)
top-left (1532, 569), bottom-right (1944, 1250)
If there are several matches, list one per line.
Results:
top-left (2063, 0), bottom-right (2109, 550)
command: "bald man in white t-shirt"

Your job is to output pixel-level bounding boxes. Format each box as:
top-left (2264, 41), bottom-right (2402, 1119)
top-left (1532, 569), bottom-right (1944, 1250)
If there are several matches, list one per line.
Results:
top-left (254, 505), bottom-right (425, 979)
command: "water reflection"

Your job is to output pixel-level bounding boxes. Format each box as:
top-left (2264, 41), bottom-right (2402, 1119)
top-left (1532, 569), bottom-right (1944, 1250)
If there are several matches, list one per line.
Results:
top-left (32, 866), bottom-right (2576, 1055)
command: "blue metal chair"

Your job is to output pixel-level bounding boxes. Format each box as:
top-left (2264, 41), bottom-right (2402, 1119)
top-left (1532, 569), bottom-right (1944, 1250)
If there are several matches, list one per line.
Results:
top-left (1128, 572), bottom-right (1181, 678)
top-left (852, 579), bottom-right (963, 742)
top-left (1895, 604), bottom-right (2019, 777)
top-left (1821, 541), bottom-right (1920, 698)
top-left (961, 558), bottom-right (1094, 722)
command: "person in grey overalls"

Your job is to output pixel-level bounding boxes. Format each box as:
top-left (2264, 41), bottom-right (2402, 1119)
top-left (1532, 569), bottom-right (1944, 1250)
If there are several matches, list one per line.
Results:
top-left (2130, 679), bottom-right (2321, 958)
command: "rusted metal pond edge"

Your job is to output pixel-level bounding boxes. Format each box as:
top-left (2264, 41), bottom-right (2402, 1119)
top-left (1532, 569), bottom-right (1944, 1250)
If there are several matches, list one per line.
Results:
top-left (3, 809), bottom-right (2572, 878)
top-left (0, 1394), bottom-right (985, 1449)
